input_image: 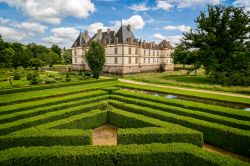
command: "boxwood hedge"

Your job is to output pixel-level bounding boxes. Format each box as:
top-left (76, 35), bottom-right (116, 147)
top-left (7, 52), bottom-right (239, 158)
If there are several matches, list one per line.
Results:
top-left (0, 143), bottom-right (248, 166)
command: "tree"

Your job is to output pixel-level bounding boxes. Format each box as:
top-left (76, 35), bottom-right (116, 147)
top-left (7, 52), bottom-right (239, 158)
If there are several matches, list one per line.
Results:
top-left (30, 58), bottom-right (44, 70)
top-left (61, 50), bottom-right (72, 64)
top-left (171, 44), bottom-right (190, 67)
top-left (21, 47), bottom-right (32, 68)
top-left (51, 44), bottom-right (61, 56)
top-left (86, 41), bottom-right (105, 79)
top-left (1, 48), bottom-right (15, 68)
top-left (48, 50), bottom-right (60, 67)
top-left (182, 5), bottom-right (250, 85)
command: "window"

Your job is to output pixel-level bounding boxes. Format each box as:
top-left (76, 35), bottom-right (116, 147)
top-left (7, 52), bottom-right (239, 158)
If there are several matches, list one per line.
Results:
top-left (148, 58), bottom-right (150, 63)
top-left (144, 50), bottom-right (146, 55)
top-left (75, 58), bottom-right (77, 63)
top-left (144, 58), bottom-right (146, 63)
top-left (135, 58), bottom-right (138, 64)
top-left (115, 47), bottom-right (118, 54)
top-left (153, 50), bottom-right (155, 56)
top-left (129, 48), bottom-right (131, 54)
top-left (135, 48), bottom-right (138, 54)
top-left (129, 57), bottom-right (131, 64)
top-left (157, 51), bottom-right (159, 56)
top-left (114, 57), bottom-right (118, 64)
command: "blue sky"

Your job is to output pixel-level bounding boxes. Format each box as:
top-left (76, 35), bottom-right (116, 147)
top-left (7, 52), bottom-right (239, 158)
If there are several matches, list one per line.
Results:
top-left (0, 0), bottom-right (248, 48)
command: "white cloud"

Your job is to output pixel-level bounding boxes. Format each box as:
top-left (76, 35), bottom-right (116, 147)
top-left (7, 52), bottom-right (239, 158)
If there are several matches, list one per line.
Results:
top-left (129, 3), bottom-right (150, 11)
top-left (0, 17), bottom-right (10, 24)
top-left (154, 0), bottom-right (220, 10)
top-left (0, 0), bottom-right (96, 24)
top-left (155, 1), bottom-right (174, 10)
top-left (153, 33), bottom-right (183, 45)
top-left (0, 26), bottom-right (28, 41)
top-left (174, 0), bottom-right (220, 8)
top-left (121, 15), bottom-right (145, 30)
top-left (233, 0), bottom-right (250, 12)
top-left (42, 27), bottom-right (79, 48)
top-left (87, 22), bottom-right (109, 35)
top-left (164, 25), bottom-right (191, 32)
top-left (15, 22), bottom-right (47, 33)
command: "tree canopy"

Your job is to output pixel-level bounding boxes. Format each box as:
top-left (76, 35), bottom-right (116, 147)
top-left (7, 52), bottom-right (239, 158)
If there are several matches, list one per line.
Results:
top-left (86, 41), bottom-right (105, 79)
top-left (180, 5), bottom-right (250, 85)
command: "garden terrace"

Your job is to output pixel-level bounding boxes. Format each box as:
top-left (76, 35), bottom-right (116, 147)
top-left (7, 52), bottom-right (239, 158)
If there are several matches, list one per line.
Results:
top-left (0, 81), bottom-right (249, 165)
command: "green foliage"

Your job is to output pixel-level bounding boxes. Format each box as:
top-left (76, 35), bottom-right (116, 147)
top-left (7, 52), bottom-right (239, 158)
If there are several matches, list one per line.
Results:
top-left (30, 58), bottom-right (44, 69)
top-left (48, 50), bottom-right (60, 67)
top-left (65, 73), bottom-right (71, 81)
top-left (0, 143), bottom-right (247, 166)
top-left (109, 99), bottom-right (250, 156)
top-left (182, 5), bottom-right (250, 85)
top-left (30, 72), bottom-right (39, 85)
top-left (26, 73), bottom-right (33, 81)
top-left (61, 49), bottom-right (72, 64)
top-left (51, 44), bottom-right (61, 56)
top-left (0, 129), bottom-right (91, 150)
top-left (86, 41), bottom-right (105, 79)
top-left (13, 72), bottom-right (21, 80)
top-left (45, 78), bottom-right (56, 84)
top-left (118, 127), bottom-right (203, 147)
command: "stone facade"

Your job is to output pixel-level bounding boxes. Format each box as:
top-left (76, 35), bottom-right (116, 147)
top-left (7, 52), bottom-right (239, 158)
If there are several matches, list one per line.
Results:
top-left (71, 25), bottom-right (174, 74)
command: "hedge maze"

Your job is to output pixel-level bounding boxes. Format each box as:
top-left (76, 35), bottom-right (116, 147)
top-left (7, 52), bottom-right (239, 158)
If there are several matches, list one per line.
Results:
top-left (0, 79), bottom-right (249, 165)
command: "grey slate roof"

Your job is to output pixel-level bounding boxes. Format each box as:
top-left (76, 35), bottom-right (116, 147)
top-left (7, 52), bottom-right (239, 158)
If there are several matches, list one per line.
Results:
top-left (71, 25), bottom-right (173, 49)
top-left (72, 32), bottom-right (90, 47)
top-left (114, 25), bottom-right (135, 43)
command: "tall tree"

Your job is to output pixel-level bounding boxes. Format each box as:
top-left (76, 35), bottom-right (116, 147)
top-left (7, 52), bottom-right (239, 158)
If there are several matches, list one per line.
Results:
top-left (86, 41), bottom-right (105, 79)
top-left (48, 50), bottom-right (60, 67)
top-left (11, 42), bottom-right (23, 69)
top-left (21, 47), bottom-right (32, 68)
top-left (51, 44), bottom-right (61, 56)
top-left (182, 5), bottom-right (250, 85)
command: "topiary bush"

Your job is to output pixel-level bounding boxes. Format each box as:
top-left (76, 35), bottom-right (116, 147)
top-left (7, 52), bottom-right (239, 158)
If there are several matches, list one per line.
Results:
top-left (26, 73), bottom-right (33, 81)
top-left (13, 72), bottom-right (21, 80)
top-left (65, 73), bottom-right (71, 82)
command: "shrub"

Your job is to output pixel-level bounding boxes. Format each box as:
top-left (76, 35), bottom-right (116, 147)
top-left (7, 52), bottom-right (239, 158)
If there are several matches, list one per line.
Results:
top-left (45, 78), bottom-right (56, 84)
top-left (65, 73), bottom-right (71, 82)
top-left (13, 72), bottom-right (21, 80)
top-left (30, 73), bottom-right (39, 85)
top-left (84, 71), bottom-right (92, 76)
top-left (0, 143), bottom-right (247, 165)
top-left (26, 73), bottom-right (33, 81)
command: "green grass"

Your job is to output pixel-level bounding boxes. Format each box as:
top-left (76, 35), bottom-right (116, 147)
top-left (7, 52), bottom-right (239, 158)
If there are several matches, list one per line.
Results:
top-left (117, 82), bottom-right (250, 105)
top-left (124, 69), bottom-right (250, 94)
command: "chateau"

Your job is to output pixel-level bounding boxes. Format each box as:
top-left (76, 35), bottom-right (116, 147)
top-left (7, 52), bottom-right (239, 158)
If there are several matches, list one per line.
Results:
top-left (71, 24), bottom-right (174, 74)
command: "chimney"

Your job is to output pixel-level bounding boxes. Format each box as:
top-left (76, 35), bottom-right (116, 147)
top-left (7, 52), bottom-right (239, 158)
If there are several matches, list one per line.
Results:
top-left (107, 29), bottom-right (110, 34)
top-left (97, 29), bottom-right (102, 40)
top-left (127, 24), bottom-right (131, 31)
top-left (84, 31), bottom-right (89, 43)
top-left (114, 37), bottom-right (118, 44)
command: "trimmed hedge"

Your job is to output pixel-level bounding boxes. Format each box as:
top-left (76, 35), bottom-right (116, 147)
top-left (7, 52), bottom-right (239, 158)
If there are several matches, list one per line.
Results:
top-left (116, 82), bottom-right (250, 105)
top-left (0, 78), bottom-right (117, 95)
top-left (0, 90), bottom-right (108, 116)
top-left (0, 95), bottom-right (109, 124)
top-left (113, 90), bottom-right (250, 121)
top-left (0, 102), bottom-right (107, 136)
top-left (0, 129), bottom-right (91, 150)
top-left (109, 109), bottom-right (203, 147)
top-left (0, 143), bottom-right (248, 166)
top-left (110, 94), bottom-right (250, 130)
top-left (118, 127), bottom-right (203, 147)
top-left (109, 100), bottom-right (250, 156)
top-left (0, 81), bottom-right (116, 106)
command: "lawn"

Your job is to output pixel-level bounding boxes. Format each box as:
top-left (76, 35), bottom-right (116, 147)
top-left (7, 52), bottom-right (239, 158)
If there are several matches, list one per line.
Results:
top-left (124, 69), bottom-right (250, 94)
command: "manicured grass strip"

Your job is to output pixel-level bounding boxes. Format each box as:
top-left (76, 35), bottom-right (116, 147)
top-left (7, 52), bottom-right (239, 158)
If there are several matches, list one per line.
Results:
top-left (0, 80), bottom-right (117, 106)
top-left (0, 95), bottom-right (109, 124)
top-left (0, 90), bottom-right (108, 115)
top-left (109, 100), bottom-right (250, 156)
top-left (0, 129), bottom-right (91, 150)
top-left (113, 90), bottom-right (250, 121)
top-left (118, 127), bottom-right (203, 146)
top-left (116, 82), bottom-right (250, 105)
top-left (0, 78), bottom-right (117, 95)
top-left (110, 95), bottom-right (250, 130)
top-left (0, 102), bottom-right (107, 136)
top-left (109, 109), bottom-right (203, 147)
top-left (0, 143), bottom-right (248, 166)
